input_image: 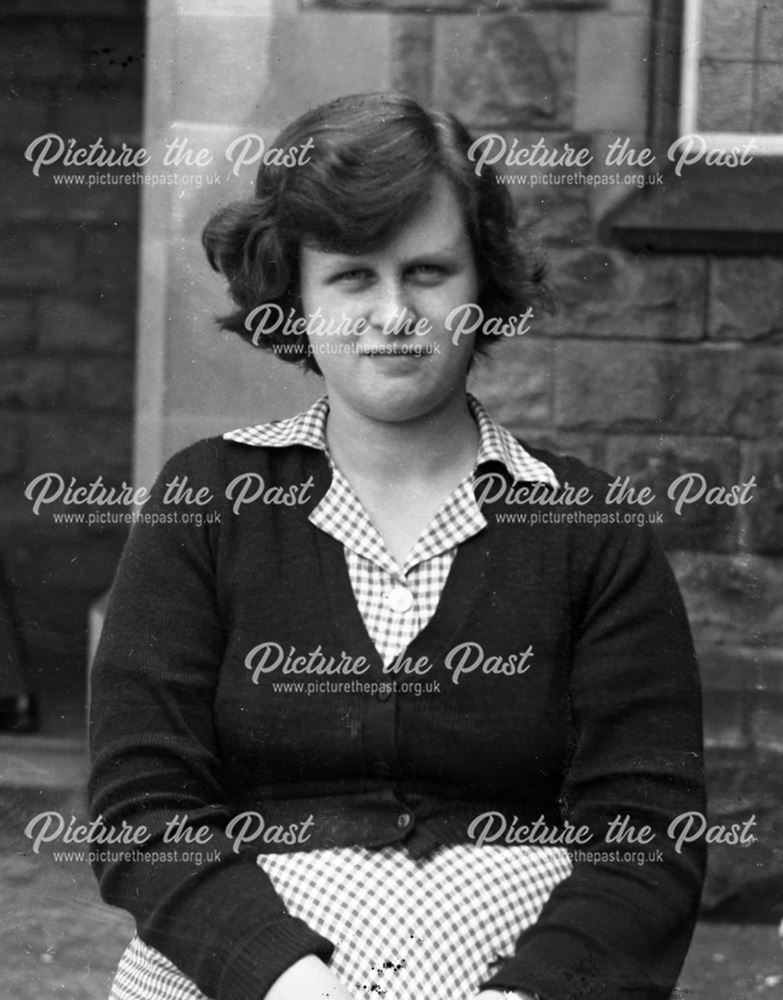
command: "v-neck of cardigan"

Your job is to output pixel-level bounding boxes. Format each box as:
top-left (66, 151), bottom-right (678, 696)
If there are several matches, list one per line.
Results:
top-left (309, 462), bottom-right (487, 578)
top-left (313, 513), bottom-right (491, 673)
top-left (301, 450), bottom-right (490, 671)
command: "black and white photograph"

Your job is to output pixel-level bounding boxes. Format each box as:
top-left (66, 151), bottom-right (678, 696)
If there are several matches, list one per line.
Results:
top-left (1, 1), bottom-right (782, 998)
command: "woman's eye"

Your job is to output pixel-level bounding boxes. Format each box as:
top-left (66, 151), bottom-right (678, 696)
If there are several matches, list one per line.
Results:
top-left (408, 264), bottom-right (447, 281)
top-left (335, 269), bottom-right (372, 283)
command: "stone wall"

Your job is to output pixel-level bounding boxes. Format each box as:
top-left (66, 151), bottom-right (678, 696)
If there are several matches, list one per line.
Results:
top-left (2, 0), bottom-right (781, 764)
top-left (329, 0), bottom-right (782, 754)
top-left (1, 2), bottom-right (144, 731)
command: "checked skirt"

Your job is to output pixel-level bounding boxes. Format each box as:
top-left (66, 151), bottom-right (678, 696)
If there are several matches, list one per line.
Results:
top-left (109, 842), bottom-right (572, 1000)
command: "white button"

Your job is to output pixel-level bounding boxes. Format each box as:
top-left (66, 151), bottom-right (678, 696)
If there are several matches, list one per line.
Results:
top-left (386, 584), bottom-right (414, 613)
top-left (395, 811), bottom-right (413, 830)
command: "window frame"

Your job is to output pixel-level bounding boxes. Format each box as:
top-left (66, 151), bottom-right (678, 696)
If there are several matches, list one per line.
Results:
top-left (680, 0), bottom-right (783, 156)
top-left (603, 0), bottom-right (783, 255)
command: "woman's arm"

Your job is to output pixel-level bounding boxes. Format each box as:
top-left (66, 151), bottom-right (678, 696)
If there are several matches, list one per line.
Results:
top-left (480, 515), bottom-right (706, 1000)
top-left (89, 439), bottom-right (340, 1000)
top-left (266, 956), bottom-right (357, 1000)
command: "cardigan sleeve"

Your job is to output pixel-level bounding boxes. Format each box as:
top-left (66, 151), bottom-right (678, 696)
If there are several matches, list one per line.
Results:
top-left (480, 514), bottom-right (707, 1000)
top-left (88, 440), bottom-right (334, 1000)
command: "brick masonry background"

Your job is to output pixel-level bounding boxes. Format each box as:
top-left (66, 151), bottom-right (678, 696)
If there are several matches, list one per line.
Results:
top-left (1, 0), bottom-right (781, 910)
top-left (1, 3), bottom-right (142, 728)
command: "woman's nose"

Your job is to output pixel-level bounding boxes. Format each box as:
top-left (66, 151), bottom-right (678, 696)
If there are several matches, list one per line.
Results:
top-left (367, 281), bottom-right (415, 334)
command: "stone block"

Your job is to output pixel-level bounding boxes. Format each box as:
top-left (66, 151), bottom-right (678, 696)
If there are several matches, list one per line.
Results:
top-left (51, 87), bottom-right (142, 144)
top-left (697, 643), bottom-right (752, 694)
top-left (468, 337), bottom-right (553, 428)
top-left (755, 64), bottom-right (783, 134)
top-left (513, 428), bottom-right (606, 469)
top-left (25, 412), bottom-right (132, 483)
top-left (59, 18), bottom-right (145, 95)
top-left (701, 688), bottom-right (747, 749)
top-left (605, 435), bottom-right (741, 552)
top-left (66, 359), bottom-right (135, 412)
top-left (0, 360), bottom-right (68, 408)
top-left (696, 645), bottom-right (783, 751)
top-left (696, 645), bottom-right (783, 752)
top-left (1, 87), bottom-right (50, 146)
top-left (759, 3), bottom-right (783, 62)
top-left (697, 61), bottom-right (754, 133)
top-left (557, 342), bottom-right (768, 439)
top-left (742, 444), bottom-right (783, 556)
top-left (539, 248), bottom-right (707, 340)
top-left (432, 14), bottom-right (575, 129)
top-left (669, 551), bottom-right (783, 649)
top-left (0, 300), bottom-right (35, 354)
top-left (607, 0), bottom-right (648, 13)
top-left (2, 19), bottom-right (86, 84)
top-left (52, 171), bottom-right (141, 225)
top-left (0, 414), bottom-right (23, 478)
top-left (708, 257), bottom-right (783, 342)
top-left (39, 297), bottom-right (135, 355)
top-left (727, 349), bottom-right (783, 439)
top-left (700, 0), bottom-right (757, 60)
top-left (0, 229), bottom-right (79, 290)
top-left (574, 13), bottom-right (649, 133)
top-left (77, 224), bottom-right (140, 296)
top-left (692, 644), bottom-right (775, 750)
top-left (3, 153), bottom-right (140, 226)
top-left (747, 646), bottom-right (783, 697)
top-left (390, 16), bottom-right (434, 105)
top-left (0, 490), bottom-right (34, 538)
top-left (0, 158), bottom-right (53, 225)
top-left (667, 346), bottom-right (783, 439)
top-left (747, 692), bottom-right (783, 753)
top-left (554, 339), bottom-right (671, 432)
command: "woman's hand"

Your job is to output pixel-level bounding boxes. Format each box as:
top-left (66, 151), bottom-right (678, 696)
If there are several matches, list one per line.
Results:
top-left (265, 955), bottom-right (358, 1000)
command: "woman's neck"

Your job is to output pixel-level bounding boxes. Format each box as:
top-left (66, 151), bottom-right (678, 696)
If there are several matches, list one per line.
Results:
top-left (324, 389), bottom-right (479, 487)
top-left (322, 388), bottom-right (480, 567)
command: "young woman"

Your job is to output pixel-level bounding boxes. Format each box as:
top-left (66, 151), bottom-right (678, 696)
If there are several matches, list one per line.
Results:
top-left (89, 92), bottom-right (706, 1000)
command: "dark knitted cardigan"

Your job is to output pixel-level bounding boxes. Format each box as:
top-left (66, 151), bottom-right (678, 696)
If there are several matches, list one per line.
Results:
top-left (89, 433), bottom-right (706, 1000)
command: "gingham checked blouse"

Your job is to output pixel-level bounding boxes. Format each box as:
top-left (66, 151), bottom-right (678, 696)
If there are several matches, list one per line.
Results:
top-left (223, 393), bottom-right (559, 666)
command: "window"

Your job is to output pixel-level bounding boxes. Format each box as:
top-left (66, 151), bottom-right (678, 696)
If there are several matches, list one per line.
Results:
top-left (605, 0), bottom-right (783, 254)
top-left (681, 0), bottom-right (783, 154)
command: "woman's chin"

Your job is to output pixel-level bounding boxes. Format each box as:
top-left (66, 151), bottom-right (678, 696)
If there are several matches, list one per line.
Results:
top-left (335, 380), bottom-right (464, 426)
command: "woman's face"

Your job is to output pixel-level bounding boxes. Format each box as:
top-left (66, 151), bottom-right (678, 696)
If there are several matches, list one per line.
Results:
top-left (299, 174), bottom-right (480, 425)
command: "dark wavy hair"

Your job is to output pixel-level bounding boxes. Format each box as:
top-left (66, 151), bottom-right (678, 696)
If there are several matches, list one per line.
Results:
top-left (202, 92), bottom-right (551, 373)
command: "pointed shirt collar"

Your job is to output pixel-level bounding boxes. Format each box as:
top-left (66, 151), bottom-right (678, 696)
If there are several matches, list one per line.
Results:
top-left (223, 394), bottom-right (559, 488)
